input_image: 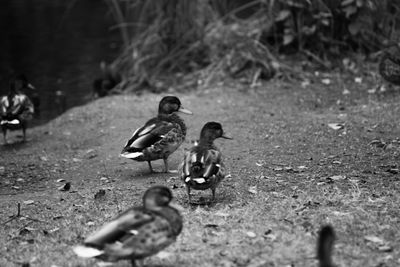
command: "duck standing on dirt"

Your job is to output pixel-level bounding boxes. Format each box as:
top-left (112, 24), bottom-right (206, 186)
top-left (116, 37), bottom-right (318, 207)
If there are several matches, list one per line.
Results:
top-left (180, 122), bottom-right (231, 203)
top-left (317, 225), bottom-right (335, 267)
top-left (0, 76), bottom-right (35, 143)
top-left (73, 186), bottom-right (183, 267)
top-left (121, 96), bottom-right (193, 173)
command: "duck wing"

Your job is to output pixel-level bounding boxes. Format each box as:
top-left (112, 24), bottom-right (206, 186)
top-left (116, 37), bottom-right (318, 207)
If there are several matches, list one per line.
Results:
top-left (103, 214), bottom-right (177, 259)
top-left (84, 207), bottom-right (154, 248)
top-left (121, 119), bottom-right (175, 154)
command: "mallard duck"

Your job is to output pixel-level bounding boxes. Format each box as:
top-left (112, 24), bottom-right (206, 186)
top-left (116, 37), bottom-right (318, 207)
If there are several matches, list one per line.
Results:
top-left (121, 96), bottom-right (192, 173)
top-left (317, 225), bottom-right (335, 267)
top-left (0, 76), bottom-right (35, 143)
top-left (180, 122), bottom-right (231, 202)
top-left (73, 186), bottom-right (183, 267)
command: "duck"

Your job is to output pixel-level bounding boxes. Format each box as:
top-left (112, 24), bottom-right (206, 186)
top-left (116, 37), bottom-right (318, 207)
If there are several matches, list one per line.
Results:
top-left (0, 76), bottom-right (35, 143)
top-left (379, 44), bottom-right (400, 85)
top-left (317, 225), bottom-right (335, 267)
top-left (73, 186), bottom-right (183, 267)
top-left (93, 61), bottom-right (122, 98)
top-left (121, 96), bottom-right (193, 173)
top-left (179, 122), bottom-right (232, 202)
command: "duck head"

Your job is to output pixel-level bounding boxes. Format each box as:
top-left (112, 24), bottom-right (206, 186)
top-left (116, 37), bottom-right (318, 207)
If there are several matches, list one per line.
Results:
top-left (12, 74), bottom-right (35, 91)
top-left (158, 96), bottom-right (192, 115)
top-left (143, 186), bottom-right (183, 212)
top-left (199, 122), bottom-right (232, 144)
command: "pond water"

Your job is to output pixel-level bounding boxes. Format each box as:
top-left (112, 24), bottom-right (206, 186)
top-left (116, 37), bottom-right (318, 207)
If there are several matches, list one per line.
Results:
top-left (0, 0), bottom-right (122, 125)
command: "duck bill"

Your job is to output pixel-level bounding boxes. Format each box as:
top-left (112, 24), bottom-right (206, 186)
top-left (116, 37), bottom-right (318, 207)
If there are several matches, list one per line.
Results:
top-left (178, 106), bottom-right (193, 115)
top-left (27, 83), bottom-right (36, 90)
top-left (221, 134), bottom-right (233, 140)
top-left (168, 200), bottom-right (184, 212)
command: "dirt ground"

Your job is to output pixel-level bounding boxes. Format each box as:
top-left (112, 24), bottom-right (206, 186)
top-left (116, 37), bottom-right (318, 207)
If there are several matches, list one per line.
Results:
top-left (0, 69), bottom-right (400, 267)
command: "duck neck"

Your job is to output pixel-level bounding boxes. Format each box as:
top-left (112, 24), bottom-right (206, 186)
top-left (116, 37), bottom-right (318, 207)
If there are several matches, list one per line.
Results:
top-left (159, 113), bottom-right (187, 136)
top-left (199, 137), bottom-right (215, 147)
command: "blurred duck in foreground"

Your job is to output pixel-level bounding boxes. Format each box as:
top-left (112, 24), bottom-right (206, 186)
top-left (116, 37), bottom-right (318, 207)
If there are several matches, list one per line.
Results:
top-left (0, 76), bottom-right (35, 143)
top-left (317, 225), bottom-right (336, 267)
top-left (73, 186), bottom-right (183, 267)
top-left (180, 122), bottom-right (231, 203)
top-left (121, 96), bottom-right (193, 173)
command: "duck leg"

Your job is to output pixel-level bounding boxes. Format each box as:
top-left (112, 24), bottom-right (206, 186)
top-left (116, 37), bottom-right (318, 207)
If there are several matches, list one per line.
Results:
top-left (163, 158), bottom-right (178, 173)
top-left (22, 127), bottom-right (26, 142)
top-left (2, 128), bottom-right (7, 144)
top-left (186, 185), bottom-right (191, 203)
top-left (147, 161), bottom-right (154, 173)
top-left (131, 259), bottom-right (144, 267)
top-left (211, 188), bottom-right (216, 202)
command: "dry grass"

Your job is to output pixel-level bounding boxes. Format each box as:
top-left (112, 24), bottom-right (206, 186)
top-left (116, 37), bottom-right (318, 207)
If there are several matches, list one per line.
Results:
top-left (1, 67), bottom-right (400, 266)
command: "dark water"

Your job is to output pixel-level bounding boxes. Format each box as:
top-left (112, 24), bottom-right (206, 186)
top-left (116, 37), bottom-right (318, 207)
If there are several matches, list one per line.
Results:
top-left (0, 0), bottom-right (122, 125)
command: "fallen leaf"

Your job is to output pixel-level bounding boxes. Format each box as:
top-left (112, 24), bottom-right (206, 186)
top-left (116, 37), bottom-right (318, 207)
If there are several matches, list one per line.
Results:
top-left (328, 123), bottom-right (344, 130)
top-left (219, 250), bottom-right (229, 256)
top-left (23, 200), bottom-right (35, 205)
top-left (342, 88), bottom-right (350, 95)
top-left (204, 224), bottom-right (219, 228)
top-left (248, 186), bottom-right (258, 194)
top-left (321, 78), bottom-right (331, 85)
top-left (329, 175), bottom-right (345, 181)
top-left (94, 189), bottom-right (106, 199)
top-left (364, 235), bottom-right (384, 245)
top-left (246, 231), bottom-right (257, 238)
top-left (386, 168), bottom-right (399, 174)
top-left (378, 245), bottom-right (393, 252)
top-left (369, 139), bottom-right (386, 147)
top-left (58, 182), bottom-right (71, 191)
top-left (49, 227), bottom-right (60, 233)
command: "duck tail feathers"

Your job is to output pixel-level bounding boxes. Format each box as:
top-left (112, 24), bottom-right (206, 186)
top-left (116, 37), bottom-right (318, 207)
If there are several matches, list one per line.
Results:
top-left (73, 245), bottom-right (104, 258)
top-left (120, 151), bottom-right (143, 159)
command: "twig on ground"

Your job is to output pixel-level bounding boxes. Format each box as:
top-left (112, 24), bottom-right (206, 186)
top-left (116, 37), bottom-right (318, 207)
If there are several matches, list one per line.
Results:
top-left (2, 203), bottom-right (45, 225)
